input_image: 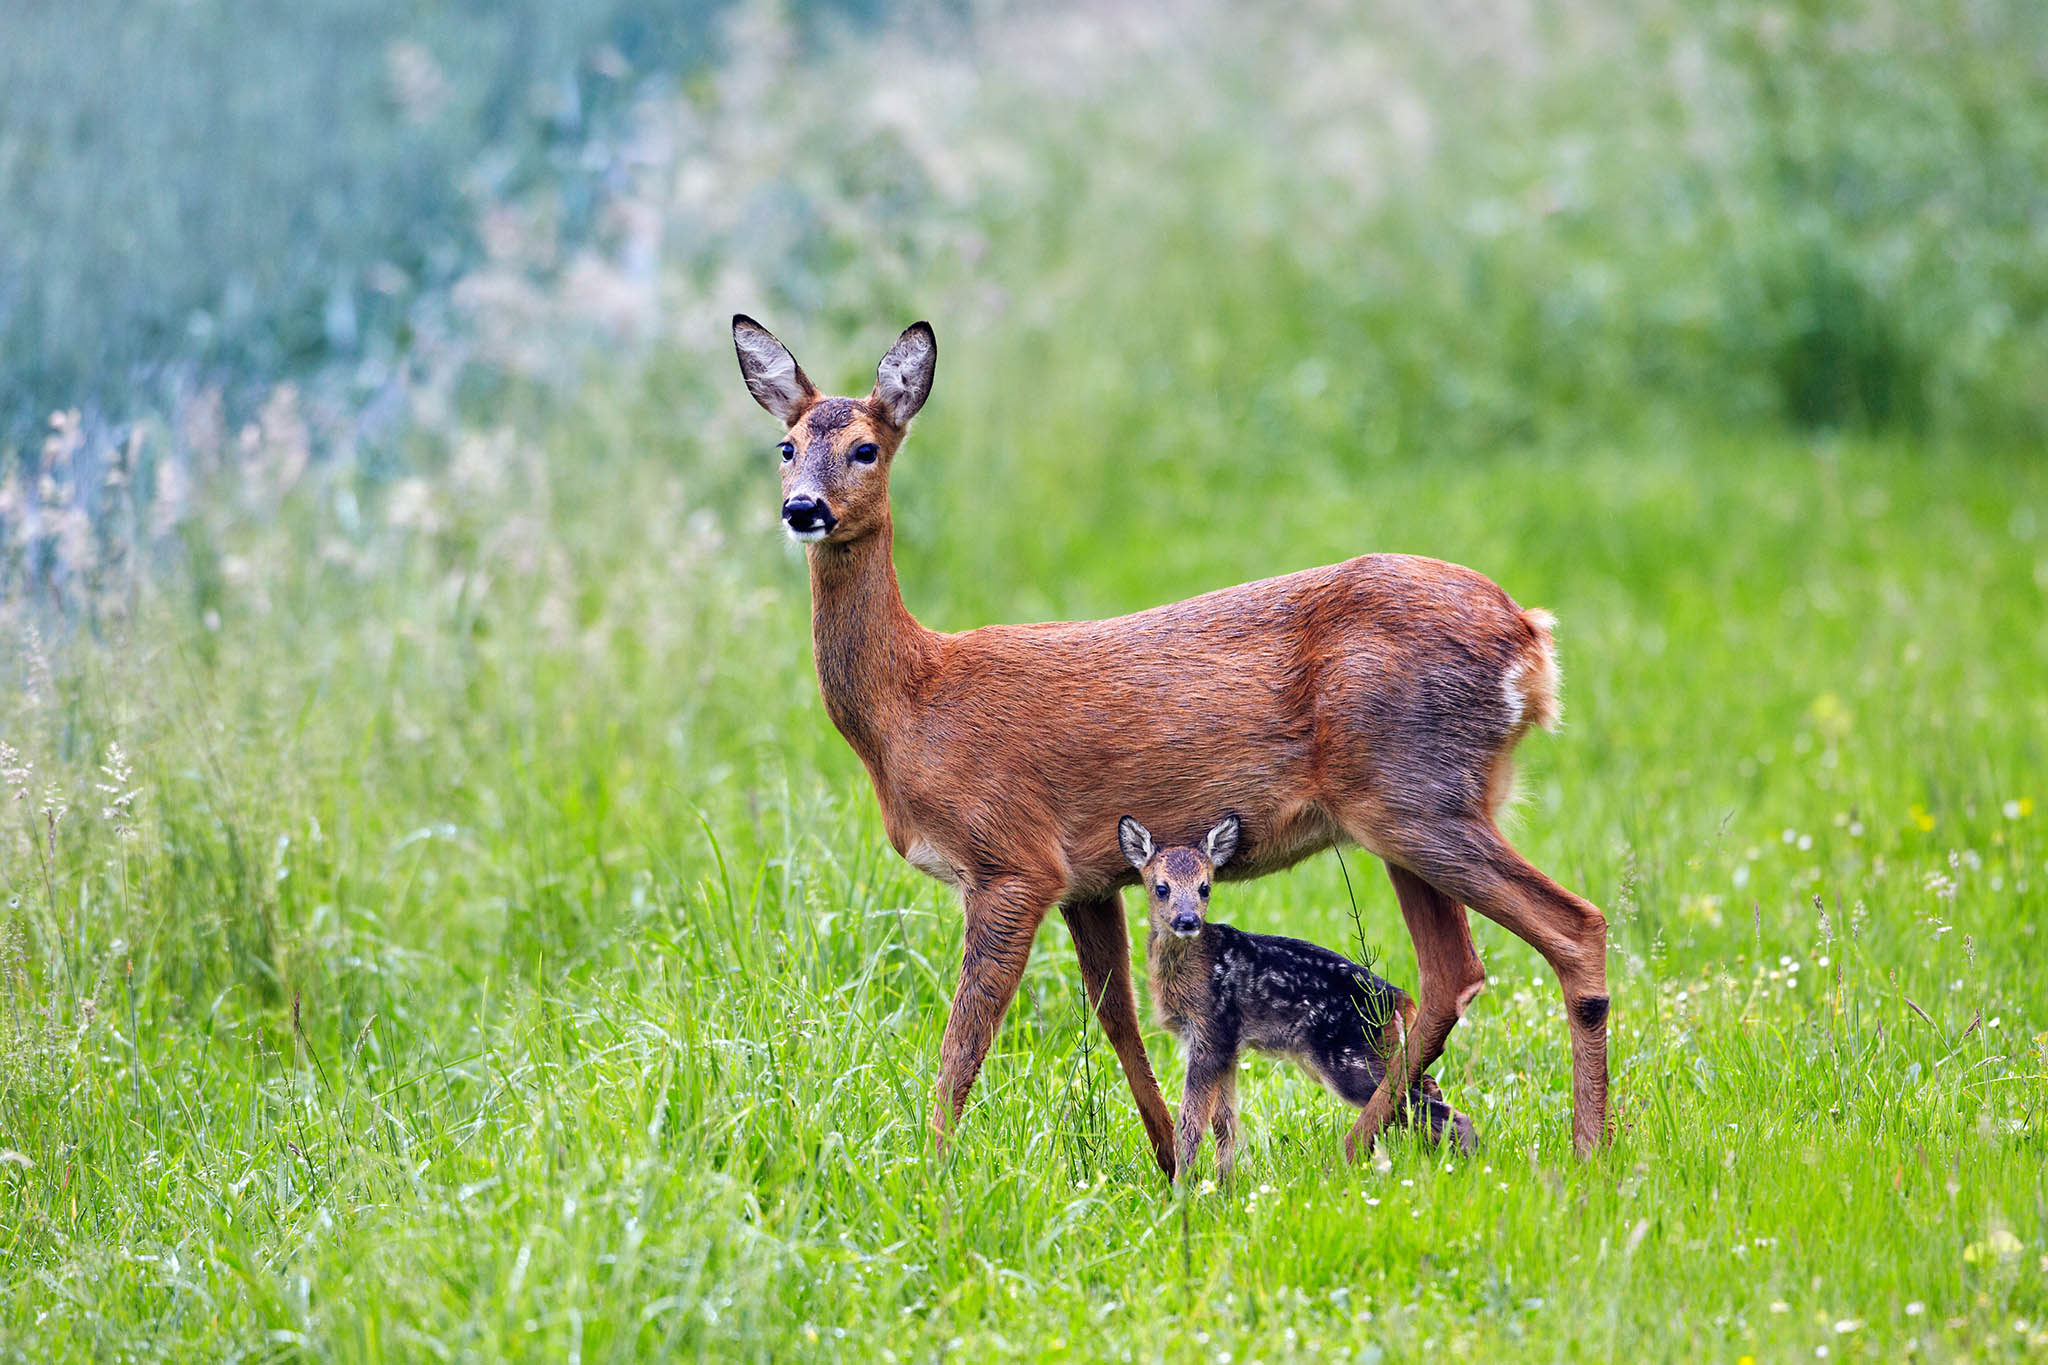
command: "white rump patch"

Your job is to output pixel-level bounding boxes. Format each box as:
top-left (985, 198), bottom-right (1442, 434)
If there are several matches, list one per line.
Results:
top-left (1501, 661), bottom-right (1528, 728)
top-left (1506, 608), bottom-right (1564, 733)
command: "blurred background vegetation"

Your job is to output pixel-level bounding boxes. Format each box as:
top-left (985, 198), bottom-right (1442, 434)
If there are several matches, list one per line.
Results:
top-left (2, 2), bottom-right (2045, 1358)
top-left (4, 0), bottom-right (2046, 467)
top-left (0, 0), bottom-right (887, 440)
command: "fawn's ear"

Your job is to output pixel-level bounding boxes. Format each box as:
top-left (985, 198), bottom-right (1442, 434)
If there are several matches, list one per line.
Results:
top-left (872, 321), bottom-right (937, 428)
top-left (1204, 815), bottom-right (1241, 869)
top-left (1117, 816), bottom-right (1154, 870)
top-left (733, 315), bottom-right (818, 426)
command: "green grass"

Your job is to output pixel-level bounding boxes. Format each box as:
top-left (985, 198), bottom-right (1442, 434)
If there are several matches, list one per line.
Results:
top-left (0, 0), bottom-right (776, 431)
top-left (2, 413), bottom-right (2044, 1359)
top-left (6, 0), bottom-right (2048, 1358)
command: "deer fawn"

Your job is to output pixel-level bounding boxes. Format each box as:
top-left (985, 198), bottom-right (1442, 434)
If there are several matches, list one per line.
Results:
top-left (732, 315), bottom-right (1610, 1176)
top-left (1122, 815), bottom-right (1479, 1182)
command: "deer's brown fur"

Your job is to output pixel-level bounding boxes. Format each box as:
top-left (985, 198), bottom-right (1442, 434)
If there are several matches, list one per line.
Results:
top-left (733, 316), bottom-right (1610, 1176)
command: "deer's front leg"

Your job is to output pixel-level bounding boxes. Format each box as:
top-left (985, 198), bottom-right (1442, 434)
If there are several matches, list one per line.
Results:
top-left (1211, 1067), bottom-right (1240, 1180)
top-left (931, 874), bottom-right (1056, 1150)
top-left (1061, 893), bottom-right (1177, 1180)
top-left (1347, 863), bottom-right (1485, 1161)
top-left (1176, 1049), bottom-right (1231, 1185)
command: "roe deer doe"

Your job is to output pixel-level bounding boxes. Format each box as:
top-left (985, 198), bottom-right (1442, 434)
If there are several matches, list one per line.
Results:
top-left (732, 315), bottom-right (1610, 1176)
top-left (1121, 815), bottom-right (1479, 1183)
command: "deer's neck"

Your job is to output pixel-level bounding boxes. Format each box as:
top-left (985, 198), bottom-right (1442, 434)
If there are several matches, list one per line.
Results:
top-left (806, 522), bottom-right (931, 762)
top-left (1146, 924), bottom-right (1210, 1030)
top-left (1147, 922), bottom-right (1200, 975)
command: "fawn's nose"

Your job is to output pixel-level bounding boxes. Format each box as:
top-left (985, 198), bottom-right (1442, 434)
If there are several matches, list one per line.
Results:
top-left (781, 495), bottom-right (836, 538)
top-left (1170, 912), bottom-right (1202, 937)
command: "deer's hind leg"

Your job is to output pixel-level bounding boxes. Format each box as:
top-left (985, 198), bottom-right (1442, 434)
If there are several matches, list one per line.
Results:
top-left (1410, 1086), bottom-right (1481, 1153)
top-left (1343, 863), bottom-right (1486, 1161)
top-left (1061, 893), bottom-right (1177, 1179)
top-left (1391, 819), bottom-right (1609, 1157)
top-left (1334, 1062), bottom-right (1479, 1158)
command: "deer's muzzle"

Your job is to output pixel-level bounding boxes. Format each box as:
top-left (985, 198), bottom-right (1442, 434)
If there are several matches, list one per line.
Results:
top-left (782, 495), bottom-right (836, 541)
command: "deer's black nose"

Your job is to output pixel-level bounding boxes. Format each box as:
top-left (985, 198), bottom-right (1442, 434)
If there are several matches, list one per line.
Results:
top-left (782, 495), bottom-right (836, 535)
top-left (1171, 913), bottom-right (1202, 936)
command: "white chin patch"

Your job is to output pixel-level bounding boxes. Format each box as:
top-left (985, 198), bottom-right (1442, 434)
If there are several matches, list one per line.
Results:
top-left (1172, 925), bottom-right (1201, 939)
top-left (785, 525), bottom-right (829, 544)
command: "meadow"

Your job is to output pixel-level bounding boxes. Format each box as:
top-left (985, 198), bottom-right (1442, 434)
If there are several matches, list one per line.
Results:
top-left (3, 1), bottom-right (2047, 1359)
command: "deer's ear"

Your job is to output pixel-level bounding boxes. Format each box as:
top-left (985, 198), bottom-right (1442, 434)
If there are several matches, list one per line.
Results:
top-left (1117, 816), bottom-right (1154, 871)
top-left (872, 321), bottom-right (936, 427)
top-left (1204, 815), bottom-right (1241, 869)
top-left (733, 315), bottom-right (818, 425)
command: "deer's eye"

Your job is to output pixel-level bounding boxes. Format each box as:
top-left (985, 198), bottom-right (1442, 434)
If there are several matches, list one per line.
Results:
top-left (1198, 883), bottom-right (1210, 898)
top-left (851, 442), bottom-right (880, 464)
top-left (1155, 883), bottom-right (1169, 897)
top-left (778, 441), bottom-right (795, 462)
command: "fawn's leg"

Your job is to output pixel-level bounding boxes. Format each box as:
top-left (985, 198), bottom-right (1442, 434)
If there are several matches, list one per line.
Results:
top-left (931, 874), bottom-right (1058, 1151)
top-left (1176, 1051), bottom-right (1230, 1185)
top-left (1060, 893), bottom-right (1176, 1179)
top-left (1346, 863), bottom-right (1486, 1161)
top-left (1211, 1067), bottom-right (1239, 1179)
top-left (1407, 1086), bottom-right (1481, 1153)
top-left (1395, 820), bottom-right (1610, 1157)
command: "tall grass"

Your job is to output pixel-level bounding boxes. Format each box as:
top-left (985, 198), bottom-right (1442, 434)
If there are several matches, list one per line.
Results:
top-left (2, 0), bottom-right (2045, 1358)
top-left (3, 419), bottom-right (2044, 1358)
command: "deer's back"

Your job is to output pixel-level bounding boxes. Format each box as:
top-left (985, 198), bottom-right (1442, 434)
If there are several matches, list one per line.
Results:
top-left (1207, 923), bottom-right (1409, 1059)
top-left (882, 553), bottom-right (1542, 894)
top-left (1156, 923), bottom-right (1410, 1085)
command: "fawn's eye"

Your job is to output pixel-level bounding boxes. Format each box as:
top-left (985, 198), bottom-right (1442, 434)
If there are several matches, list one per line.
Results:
top-left (1155, 883), bottom-right (1169, 897)
top-left (851, 442), bottom-right (880, 464)
top-left (778, 441), bottom-right (795, 462)
top-left (1198, 883), bottom-right (1210, 898)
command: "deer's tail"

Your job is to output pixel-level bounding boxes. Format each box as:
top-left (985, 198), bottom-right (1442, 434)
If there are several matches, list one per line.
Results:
top-left (1504, 608), bottom-right (1562, 734)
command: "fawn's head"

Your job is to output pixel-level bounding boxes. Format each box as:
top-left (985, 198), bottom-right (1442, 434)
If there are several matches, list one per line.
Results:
top-left (731, 315), bottom-right (936, 546)
top-left (1119, 815), bottom-right (1241, 938)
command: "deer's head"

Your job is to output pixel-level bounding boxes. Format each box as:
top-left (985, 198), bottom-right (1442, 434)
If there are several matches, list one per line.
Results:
top-left (1119, 815), bottom-right (1241, 938)
top-left (731, 316), bottom-right (936, 546)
